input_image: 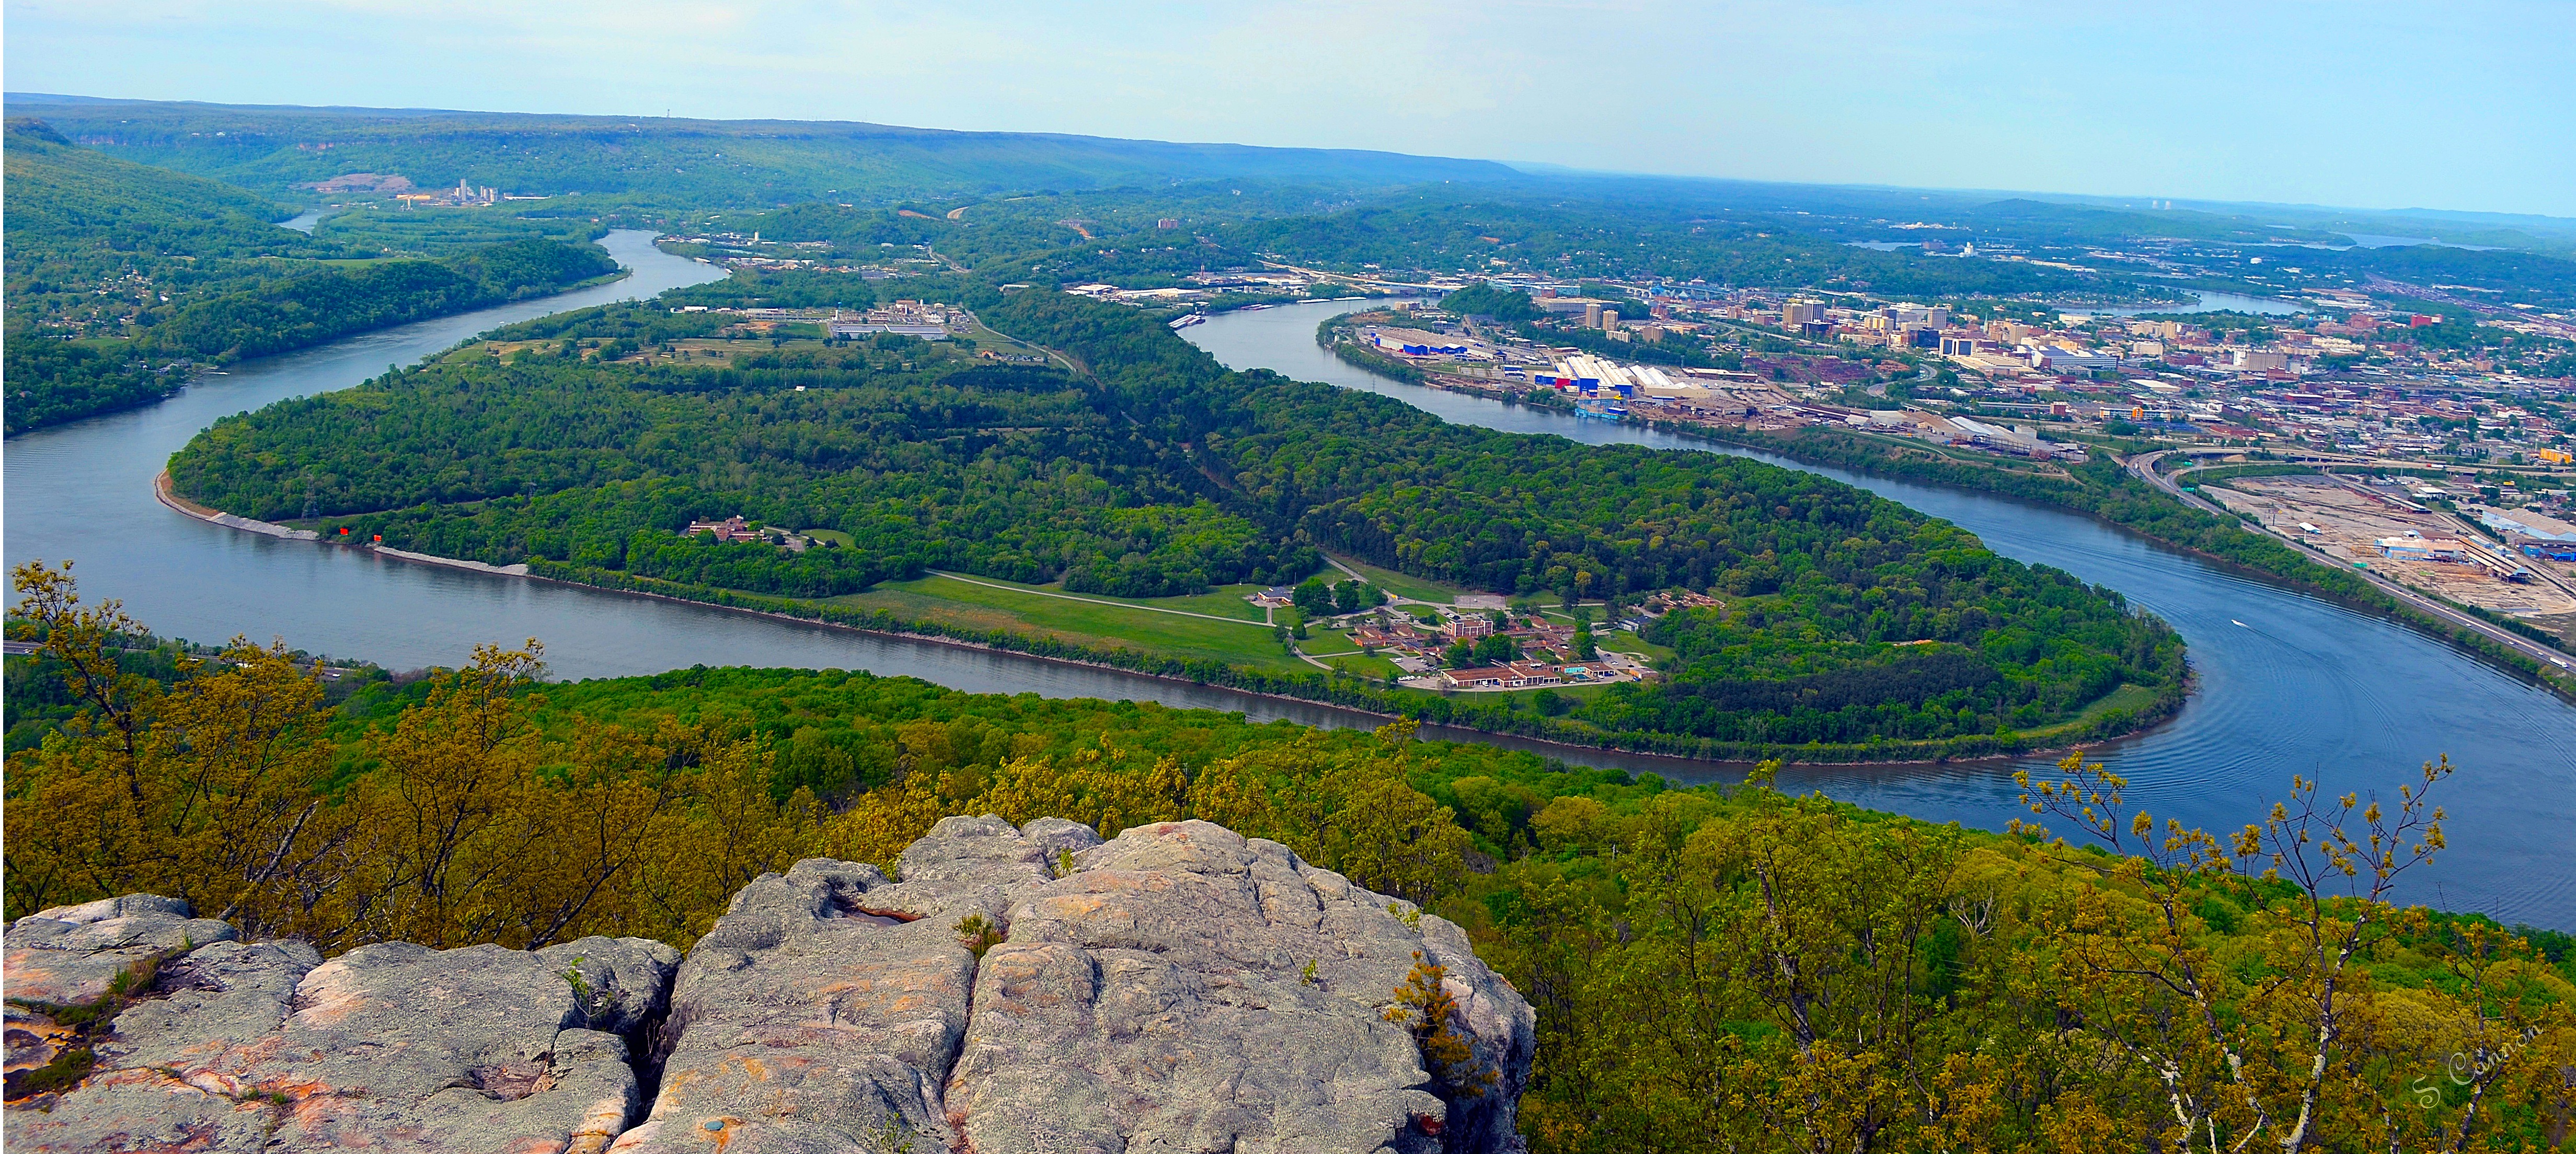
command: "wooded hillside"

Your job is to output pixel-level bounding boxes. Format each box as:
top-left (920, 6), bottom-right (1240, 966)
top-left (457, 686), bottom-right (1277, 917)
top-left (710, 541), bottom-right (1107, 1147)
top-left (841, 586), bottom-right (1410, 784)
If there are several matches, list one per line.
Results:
top-left (169, 286), bottom-right (2181, 750)
top-left (5, 570), bottom-right (2567, 1152)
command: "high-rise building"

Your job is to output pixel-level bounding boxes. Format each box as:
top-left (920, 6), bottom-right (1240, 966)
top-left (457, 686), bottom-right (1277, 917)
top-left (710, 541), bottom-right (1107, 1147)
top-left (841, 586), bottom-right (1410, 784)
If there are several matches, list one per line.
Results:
top-left (1782, 300), bottom-right (1824, 326)
top-left (1583, 303), bottom-right (1602, 328)
top-left (1601, 309), bottom-right (1620, 330)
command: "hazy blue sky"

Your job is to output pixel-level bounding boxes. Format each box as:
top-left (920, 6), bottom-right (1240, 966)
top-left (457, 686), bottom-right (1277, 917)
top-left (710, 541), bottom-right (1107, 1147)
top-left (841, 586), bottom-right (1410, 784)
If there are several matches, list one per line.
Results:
top-left (9, 0), bottom-right (2571, 216)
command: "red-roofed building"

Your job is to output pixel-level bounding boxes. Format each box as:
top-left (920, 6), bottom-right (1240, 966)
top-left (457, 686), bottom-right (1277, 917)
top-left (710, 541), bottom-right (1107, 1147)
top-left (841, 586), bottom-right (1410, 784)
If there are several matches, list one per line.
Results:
top-left (686, 515), bottom-right (753, 543)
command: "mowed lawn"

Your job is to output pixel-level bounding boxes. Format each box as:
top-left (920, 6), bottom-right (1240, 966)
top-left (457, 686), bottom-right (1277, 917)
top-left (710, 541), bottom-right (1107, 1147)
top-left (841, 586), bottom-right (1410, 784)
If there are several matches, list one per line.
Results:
top-left (2072, 682), bottom-right (2164, 723)
top-left (824, 573), bottom-right (1307, 674)
top-left (1297, 630), bottom-right (1362, 657)
top-left (1320, 652), bottom-right (1402, 679)
top-left (916, 572), bottom-right (1273, 623)
top-left (1323, 553), bottom-right (1477, 605)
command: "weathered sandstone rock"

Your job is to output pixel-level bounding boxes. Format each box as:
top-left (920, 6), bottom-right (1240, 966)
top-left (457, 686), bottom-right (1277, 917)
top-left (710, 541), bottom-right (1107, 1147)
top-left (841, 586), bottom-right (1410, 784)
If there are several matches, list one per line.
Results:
top-left (4, 895), bottom-right (237, 1007)
top-left (5, 818), bottom-right (1533, 1154)
top-left (5, 893), bottom-right (677, 1153)
top-left (608, 814), bottom-right (1074, 1153)
top-left (949, 820), bottom-right (1534, 1154)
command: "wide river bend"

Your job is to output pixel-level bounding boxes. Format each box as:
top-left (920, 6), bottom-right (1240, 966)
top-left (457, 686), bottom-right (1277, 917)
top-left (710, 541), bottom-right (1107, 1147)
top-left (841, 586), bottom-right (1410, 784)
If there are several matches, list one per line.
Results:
top-left (5, 240), bottom-right (2569, 927)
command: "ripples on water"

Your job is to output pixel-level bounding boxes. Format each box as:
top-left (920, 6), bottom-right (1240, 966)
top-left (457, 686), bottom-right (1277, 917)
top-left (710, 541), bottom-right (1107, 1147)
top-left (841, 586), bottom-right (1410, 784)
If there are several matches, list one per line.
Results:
top-left (4, 260), bottom-right (2568, 927)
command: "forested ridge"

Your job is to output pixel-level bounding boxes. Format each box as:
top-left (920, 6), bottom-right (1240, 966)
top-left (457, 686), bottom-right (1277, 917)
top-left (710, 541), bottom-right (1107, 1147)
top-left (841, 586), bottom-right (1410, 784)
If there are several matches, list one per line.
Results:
top-left (17, 100), bottom-right (1514, 205)
top-left (6, 572), bottom-right (2571, 1152)
top-left (172, 285), bottom-right (2180, 751)
top-left (1, 119), bottom-right (620, 434)
top-left (5, 117), bottom-right (327, 433)
top-left (145, 239), bottom-right (621, 362)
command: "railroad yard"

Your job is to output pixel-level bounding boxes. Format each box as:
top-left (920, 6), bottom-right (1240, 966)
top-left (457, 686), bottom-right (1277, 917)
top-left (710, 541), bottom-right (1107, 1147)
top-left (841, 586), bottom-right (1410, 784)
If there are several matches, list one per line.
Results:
top-left (2204, 475), bottom-right (2576, 637)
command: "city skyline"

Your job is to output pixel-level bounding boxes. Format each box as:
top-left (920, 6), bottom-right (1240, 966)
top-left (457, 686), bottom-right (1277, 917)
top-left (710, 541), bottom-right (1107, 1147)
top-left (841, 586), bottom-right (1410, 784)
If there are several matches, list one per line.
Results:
top-left (5, 0), bottom-right (2571, 219)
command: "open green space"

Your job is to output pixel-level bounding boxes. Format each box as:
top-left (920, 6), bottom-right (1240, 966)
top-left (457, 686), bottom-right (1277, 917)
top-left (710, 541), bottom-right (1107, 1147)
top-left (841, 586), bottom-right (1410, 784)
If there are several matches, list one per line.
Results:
top-left (825, 573), bottom-right (1307, 675)
top-left (1297, 630), bottom-right (1363, 657)
top-left (1317, 652), bottom-right (1402, 679)
top-left (1319, 556), bottom-right (1484, 608)
top-left (2071, 681), bottom-right (2164, 723)
top-left (1326, 553), bottom-right (1474, 604)
top-left (1595, 630), bottom-right (1675, 664)
top-left (923, 571), bottom-right (1272, 624)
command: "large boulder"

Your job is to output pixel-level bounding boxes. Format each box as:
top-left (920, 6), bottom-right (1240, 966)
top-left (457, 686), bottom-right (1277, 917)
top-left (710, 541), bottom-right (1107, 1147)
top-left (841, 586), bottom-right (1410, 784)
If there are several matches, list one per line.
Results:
top-left (6, 928), bottom-right (678, 1153)
top-left (947, 820), bottom-right (1535, 1154)
top-left (608, 814), bottom-right (1078, 1153)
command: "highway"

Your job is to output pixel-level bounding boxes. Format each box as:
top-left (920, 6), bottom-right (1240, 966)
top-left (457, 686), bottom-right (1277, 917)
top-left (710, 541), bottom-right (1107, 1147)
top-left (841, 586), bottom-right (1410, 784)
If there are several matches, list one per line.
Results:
top-left (2126, 450), bottom-right (2573, 673)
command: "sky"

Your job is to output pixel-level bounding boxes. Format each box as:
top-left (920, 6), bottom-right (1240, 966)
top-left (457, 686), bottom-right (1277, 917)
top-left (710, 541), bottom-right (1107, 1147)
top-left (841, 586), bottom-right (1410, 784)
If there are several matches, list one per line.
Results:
top-left (7, 0), bottom-right (2573, 218)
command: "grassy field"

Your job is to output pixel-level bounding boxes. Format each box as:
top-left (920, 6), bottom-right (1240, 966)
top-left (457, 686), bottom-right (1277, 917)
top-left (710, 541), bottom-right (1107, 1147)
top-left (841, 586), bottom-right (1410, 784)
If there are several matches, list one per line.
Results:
top-left (954, 320), bottom-right (1067, 367)
top-left (1596, 630), bottom-right (1676, 664)
top-left (923, 574), bottom-right (1272, 624)
top-left (1298, 630), bottom-right (1363, 657)
top-left (1320, 652), bottom-right (1403, 679)
top-left (1325, 553), bottom-right (1477, 605)
top-left (823, 573), bottom-right (1305, 673)
top-left (2072, 682), bottom-right (2164, 722)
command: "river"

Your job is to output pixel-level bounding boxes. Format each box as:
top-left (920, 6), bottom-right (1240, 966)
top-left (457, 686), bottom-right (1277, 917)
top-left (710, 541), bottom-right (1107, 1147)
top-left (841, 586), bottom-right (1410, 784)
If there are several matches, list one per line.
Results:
top-left (5, 250), bottom-right (2569, 927)
top-left (1185, 300), bottom-right (2576, 929)
top-left (2, 234), bottom-right (1404, 726)
top-left (2075, 290), bottom-right (2308, 317)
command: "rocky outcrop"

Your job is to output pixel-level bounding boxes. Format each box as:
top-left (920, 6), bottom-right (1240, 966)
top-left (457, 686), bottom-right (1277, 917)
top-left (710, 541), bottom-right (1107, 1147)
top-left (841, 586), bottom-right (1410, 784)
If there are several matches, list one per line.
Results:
top-left (6, 918), bottom-right (678, 1154)
top-left (4, 895), bottom-right (237, 1007)
top-left (608, 814), bottom-right (1053, 1153)
top-left (4, 818), bottom-right (1533, 1154)
top-left (948, 819), bottom-right (1535, 1154)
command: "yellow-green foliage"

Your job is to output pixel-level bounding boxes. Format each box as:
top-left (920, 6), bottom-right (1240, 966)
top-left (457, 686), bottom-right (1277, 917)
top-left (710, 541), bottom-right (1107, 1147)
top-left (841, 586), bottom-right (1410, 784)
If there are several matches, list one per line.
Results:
top-left (7, 561), bottom-right (2570, 1150)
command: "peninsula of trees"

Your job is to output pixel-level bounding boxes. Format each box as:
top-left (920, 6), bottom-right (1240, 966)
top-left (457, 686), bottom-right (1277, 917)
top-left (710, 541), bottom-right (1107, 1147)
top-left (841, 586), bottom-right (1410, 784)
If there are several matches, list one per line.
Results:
top-left (167, 281), bottom-right (2182, 758)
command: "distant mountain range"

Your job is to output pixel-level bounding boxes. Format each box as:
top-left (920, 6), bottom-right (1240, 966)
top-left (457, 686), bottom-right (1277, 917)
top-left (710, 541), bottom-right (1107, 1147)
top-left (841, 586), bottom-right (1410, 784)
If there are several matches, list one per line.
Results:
top-left (8, 93), bottom-right (2571, 259)
top-left (1, 93), bottom-right (1520, 206)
